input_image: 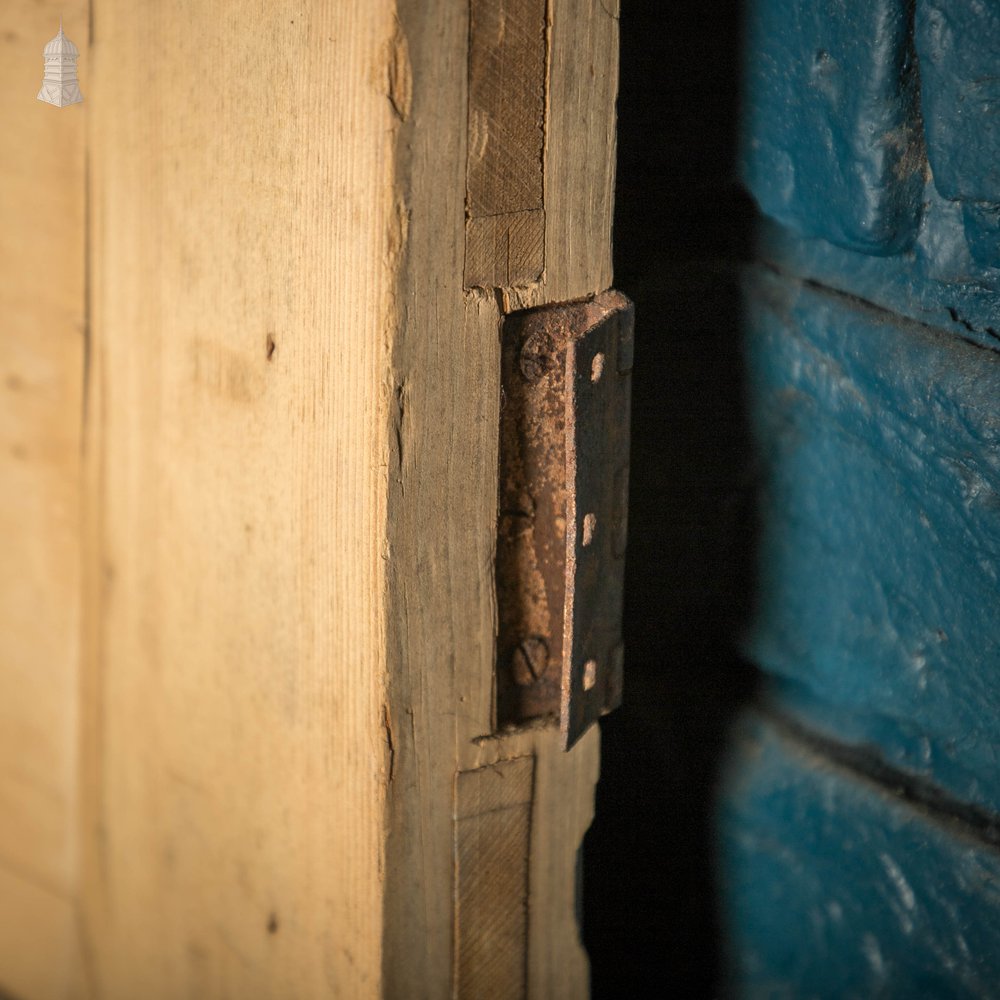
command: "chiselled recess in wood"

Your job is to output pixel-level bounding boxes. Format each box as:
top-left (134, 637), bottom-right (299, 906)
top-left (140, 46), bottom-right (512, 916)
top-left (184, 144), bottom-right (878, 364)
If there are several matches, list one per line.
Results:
top-left (464, 0), bottom-right (547, 288)
top-left (495, 292), bottom-right (633, 749)
top-left (454, 756), bottom-right (535, 998)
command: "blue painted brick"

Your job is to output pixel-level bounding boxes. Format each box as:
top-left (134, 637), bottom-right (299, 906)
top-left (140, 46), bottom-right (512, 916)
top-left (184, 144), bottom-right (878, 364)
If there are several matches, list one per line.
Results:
top-left (962, 201), bottom-right (1000, 270)
top-left (916, 0), bottom-right (1000, 205)
top-left (754, 198), bottom-right (1000, 342)
top-left (740, 0), bottom-right (924, 255)
top-left (743, 265), bottom-right (1000, 812)
top-left (916, 0), bottom-right (1000, 266)
top-left (718, 712), bottom-right (1000, 999)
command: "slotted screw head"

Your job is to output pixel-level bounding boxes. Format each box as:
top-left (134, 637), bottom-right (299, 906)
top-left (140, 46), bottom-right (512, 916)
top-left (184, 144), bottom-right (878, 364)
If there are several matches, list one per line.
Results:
top-left (519, 334), bottom-right (551, 382)
top-left (511, 636), bottom-right (550, 685)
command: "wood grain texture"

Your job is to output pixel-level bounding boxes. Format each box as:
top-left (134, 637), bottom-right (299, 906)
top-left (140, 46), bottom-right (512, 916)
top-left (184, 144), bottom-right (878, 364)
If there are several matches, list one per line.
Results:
top-left (0, 865), bottom-right (80, 1000)
top-left (81, 3), bottom-right (398, 996)
top-left (467, 725), bottom-right (601, 1000)
top-left (0, 3), bottom-right (88, 995)
top-left (455, 757), bottom-right (534, 998)
top-left (385, 0), bottom-right (619, 995)
top-left (463, 0), bottom-right (620, 301)
top-left (58, 1), bottom-right (619, 995)
top-left (465, 209), bottom-right (546, 289)
top-left (466, 0), bottom-right (546, 218)
top-left (464, 0), bottom-right (547, 287)
top-left (530, 0), bottom-right (619, 307)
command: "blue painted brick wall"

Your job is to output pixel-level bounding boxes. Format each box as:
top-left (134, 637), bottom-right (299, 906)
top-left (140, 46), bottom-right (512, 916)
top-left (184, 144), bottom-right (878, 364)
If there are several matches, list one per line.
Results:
top-left (743, 267), bottom-right (1000, 812)
top-left (720, 713), bottom-right (1000, 998)
top-left (916, 0), bottom-right (1000, 267)
top-left (740, 0), bottom-right (923, 254)
top-left (722, 0), bottom-right (1000, 992)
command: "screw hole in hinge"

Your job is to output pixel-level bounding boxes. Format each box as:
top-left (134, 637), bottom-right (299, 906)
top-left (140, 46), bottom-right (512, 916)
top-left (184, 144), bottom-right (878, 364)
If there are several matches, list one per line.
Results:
top-left (583, 659), bottom-right (598, 691)
top-left (591, 351), bottom-right (605, 382)
top-left (582, 512), bottom-right (597, 546)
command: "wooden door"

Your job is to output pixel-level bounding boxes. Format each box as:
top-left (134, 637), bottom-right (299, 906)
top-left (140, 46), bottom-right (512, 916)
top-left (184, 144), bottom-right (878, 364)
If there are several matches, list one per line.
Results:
top-left (0, 2), bottom-right (622, 997)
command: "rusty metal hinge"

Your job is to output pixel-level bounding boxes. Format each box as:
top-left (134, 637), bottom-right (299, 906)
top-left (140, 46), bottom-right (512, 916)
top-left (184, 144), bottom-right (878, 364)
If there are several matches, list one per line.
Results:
top-left (495, 291), bottom-right (634, 750)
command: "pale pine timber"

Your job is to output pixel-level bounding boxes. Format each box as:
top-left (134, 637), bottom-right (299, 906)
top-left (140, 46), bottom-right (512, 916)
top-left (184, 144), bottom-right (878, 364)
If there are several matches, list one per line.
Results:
top-left (81, 3), bottom-right (398, 997)
top-left (0, 5), bottom-right (88, 999)
top-left (76, 0), bottom-right (620, 997)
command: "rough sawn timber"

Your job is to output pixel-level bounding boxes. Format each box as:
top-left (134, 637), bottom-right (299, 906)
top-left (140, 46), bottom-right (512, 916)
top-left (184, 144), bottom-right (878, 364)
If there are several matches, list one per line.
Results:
top-left (68, 1), bottom-right (620, 998)
top-left (81, 3), bottom-right (396, 996)
top-left (383, 0), bottom-right (619, 995)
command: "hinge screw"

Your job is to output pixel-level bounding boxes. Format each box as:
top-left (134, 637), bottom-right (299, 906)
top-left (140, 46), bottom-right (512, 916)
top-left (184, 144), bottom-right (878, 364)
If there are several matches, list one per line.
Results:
top-left (519, 333), bottom-right (551, 382)
top-left (511, 636), bottom-right (550, 685)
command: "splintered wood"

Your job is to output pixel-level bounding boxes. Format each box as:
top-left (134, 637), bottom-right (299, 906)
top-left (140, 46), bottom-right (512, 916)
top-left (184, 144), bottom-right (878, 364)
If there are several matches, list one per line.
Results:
top-left (455, 757), bottom-right (535, 999)
top-left (465, 0), bottom-right (547, 288)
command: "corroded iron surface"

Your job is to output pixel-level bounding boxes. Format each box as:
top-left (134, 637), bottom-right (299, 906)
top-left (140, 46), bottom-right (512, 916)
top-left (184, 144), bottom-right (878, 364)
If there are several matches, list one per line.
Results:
top-left (495, 291), bottom-right (633, 749)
